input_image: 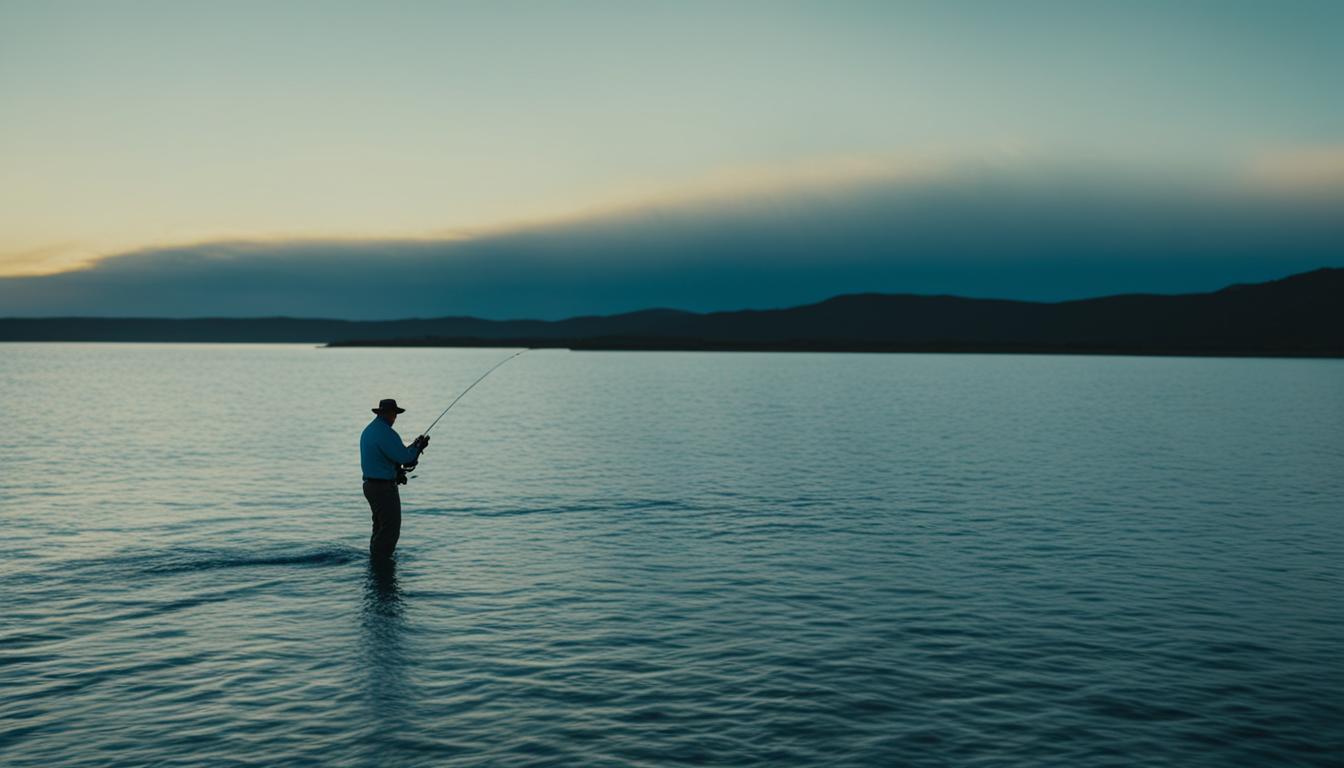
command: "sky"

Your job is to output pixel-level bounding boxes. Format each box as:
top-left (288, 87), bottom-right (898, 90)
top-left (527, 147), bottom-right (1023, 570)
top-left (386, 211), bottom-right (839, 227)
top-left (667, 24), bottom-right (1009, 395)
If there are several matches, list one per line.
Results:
top-left (1, 0), bottom-right (1341, 317)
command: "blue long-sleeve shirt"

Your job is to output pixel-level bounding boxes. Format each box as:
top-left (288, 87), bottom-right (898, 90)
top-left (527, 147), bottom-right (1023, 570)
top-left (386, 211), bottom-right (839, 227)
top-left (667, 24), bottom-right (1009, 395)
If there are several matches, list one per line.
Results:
top-left (360, 417), bottom-right (422, 480)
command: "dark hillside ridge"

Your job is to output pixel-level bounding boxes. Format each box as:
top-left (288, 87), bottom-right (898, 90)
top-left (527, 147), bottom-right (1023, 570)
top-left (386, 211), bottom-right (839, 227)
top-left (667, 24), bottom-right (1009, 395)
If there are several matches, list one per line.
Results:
top-left (3, 267), bottom-right (1341, 357)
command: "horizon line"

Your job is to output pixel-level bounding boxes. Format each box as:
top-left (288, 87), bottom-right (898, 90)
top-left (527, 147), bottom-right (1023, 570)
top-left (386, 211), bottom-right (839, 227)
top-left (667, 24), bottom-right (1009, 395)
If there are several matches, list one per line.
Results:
top-left (2, 265), bottom-right (1334, 325)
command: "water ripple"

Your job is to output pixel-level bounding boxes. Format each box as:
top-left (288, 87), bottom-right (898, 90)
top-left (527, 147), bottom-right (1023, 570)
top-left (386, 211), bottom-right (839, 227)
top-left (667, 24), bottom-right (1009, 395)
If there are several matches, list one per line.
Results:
top-left (0, 347), bottom-right (1341, 766)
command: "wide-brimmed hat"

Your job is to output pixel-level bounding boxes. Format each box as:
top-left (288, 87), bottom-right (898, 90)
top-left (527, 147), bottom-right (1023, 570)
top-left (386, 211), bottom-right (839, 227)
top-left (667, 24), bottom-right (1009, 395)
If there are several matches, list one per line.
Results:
top-left (372, 398), bottom-right (406, 414)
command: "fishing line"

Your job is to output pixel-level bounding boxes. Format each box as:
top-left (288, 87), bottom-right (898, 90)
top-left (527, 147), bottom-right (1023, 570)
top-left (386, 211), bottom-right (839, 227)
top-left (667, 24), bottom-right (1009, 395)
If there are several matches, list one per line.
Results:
top-left (421, 348), bottom-right (529, 437)
top-left (404, 348), bottom-right (528, 482)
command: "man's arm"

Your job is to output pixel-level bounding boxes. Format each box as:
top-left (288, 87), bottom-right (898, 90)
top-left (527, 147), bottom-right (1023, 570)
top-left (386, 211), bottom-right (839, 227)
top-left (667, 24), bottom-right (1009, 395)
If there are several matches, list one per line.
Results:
top-left (379, 429), bottom-right (423, 466)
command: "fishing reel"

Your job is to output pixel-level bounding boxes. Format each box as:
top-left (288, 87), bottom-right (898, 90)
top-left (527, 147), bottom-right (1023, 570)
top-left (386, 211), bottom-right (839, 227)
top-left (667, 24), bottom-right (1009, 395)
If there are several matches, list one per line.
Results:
top-left (398, 435), bottom-right (428, 484)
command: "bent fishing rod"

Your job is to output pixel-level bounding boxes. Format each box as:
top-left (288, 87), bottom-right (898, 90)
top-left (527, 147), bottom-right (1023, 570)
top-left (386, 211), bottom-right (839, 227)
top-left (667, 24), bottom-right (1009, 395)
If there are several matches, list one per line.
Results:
top-left (402, 348), bottom-right (528, 482)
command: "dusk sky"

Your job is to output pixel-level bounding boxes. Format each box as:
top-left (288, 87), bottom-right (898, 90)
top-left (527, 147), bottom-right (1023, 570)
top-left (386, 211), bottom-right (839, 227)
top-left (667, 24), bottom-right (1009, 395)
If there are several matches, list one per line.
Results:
top-left (2, 1), bottom-right (1341, 318)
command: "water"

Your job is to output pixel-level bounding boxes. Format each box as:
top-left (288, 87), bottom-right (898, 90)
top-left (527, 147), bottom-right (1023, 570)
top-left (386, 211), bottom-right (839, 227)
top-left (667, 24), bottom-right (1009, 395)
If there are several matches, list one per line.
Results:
top-left (1, 344), bottom-right (1341, 767)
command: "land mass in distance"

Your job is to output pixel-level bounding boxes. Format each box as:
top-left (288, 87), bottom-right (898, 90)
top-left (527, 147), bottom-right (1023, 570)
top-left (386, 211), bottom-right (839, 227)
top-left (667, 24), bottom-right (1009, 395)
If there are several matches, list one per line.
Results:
top-left (2, 267), bottom-right (1339, 358)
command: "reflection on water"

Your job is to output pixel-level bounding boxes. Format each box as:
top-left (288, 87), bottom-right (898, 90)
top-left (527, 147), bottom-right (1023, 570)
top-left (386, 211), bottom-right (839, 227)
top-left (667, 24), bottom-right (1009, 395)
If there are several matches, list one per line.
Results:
top-left (360, 556), bottom-right (412, 756)
top-left (363, 557), bottom-right (403, 618)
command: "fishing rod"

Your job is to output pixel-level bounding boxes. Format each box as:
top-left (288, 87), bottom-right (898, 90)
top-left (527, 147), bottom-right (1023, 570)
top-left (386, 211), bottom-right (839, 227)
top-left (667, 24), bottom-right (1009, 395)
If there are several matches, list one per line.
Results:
top-left (423, 348), bottom-right (529, 436)
top-left (402, 348), bottom-right (529, 482)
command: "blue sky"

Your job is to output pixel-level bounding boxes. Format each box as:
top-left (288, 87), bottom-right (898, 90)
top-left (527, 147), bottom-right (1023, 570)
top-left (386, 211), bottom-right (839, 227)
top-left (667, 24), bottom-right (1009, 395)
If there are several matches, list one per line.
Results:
top-left (1, 1), bottom-right (1341, 315)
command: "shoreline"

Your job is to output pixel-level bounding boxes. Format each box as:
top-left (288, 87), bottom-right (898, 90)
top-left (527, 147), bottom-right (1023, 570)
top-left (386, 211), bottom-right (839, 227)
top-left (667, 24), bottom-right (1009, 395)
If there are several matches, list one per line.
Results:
top-left (324, 337), bottom-right (1342, 358)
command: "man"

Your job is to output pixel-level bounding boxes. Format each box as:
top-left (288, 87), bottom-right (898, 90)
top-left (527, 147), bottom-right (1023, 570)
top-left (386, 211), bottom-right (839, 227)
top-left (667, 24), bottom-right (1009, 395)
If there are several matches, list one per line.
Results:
top-left (361, 398), bottom-right (430, 559)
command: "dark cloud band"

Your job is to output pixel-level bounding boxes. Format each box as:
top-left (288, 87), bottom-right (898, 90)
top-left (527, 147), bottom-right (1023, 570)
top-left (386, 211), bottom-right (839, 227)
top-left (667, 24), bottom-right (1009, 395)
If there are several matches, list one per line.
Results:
top-left (2, 171), bottom-right (1340, 319)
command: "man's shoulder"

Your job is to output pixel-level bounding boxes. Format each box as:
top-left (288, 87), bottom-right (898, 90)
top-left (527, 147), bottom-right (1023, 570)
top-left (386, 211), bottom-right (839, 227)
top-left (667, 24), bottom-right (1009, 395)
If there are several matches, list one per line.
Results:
top-left (364, 418), bottom-right (402, 438)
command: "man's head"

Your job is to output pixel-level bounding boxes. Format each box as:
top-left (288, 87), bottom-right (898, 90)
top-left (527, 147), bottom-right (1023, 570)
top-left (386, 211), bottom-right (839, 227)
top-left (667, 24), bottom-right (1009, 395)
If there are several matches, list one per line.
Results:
top-left (372, 398), bottom-right (406, 424)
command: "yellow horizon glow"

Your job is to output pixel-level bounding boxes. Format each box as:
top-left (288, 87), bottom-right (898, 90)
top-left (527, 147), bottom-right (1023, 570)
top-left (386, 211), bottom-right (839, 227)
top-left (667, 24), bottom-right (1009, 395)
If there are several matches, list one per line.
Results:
top-left (0, 152), bottom-right (967, 278)
top-left (1248, 147), bottom-right (1344, 192)
top-left (4, 146), bottom-right (1339, 279)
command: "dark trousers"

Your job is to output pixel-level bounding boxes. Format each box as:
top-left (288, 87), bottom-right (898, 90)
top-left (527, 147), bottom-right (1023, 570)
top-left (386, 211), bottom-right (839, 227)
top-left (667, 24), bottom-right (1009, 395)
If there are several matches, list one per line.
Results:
top-left (363, 481), bottom-right (402, 559)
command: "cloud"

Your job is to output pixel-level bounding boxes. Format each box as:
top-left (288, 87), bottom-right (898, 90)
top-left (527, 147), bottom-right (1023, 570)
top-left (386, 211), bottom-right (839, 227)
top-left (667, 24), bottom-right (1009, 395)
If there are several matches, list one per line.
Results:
top-left (1, 162), bottom-right (1341, 319)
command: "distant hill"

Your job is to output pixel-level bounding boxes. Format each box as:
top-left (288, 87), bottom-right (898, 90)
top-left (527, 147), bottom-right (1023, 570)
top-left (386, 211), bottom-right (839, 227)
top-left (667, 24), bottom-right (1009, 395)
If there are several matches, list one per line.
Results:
top-left (2, 267), bottom-right (1340, 357)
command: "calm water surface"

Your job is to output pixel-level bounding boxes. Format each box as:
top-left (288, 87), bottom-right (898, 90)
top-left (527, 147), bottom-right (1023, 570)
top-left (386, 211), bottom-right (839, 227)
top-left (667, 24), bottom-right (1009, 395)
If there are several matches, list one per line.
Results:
top-left (1, 344), bottom-right (1341, 766)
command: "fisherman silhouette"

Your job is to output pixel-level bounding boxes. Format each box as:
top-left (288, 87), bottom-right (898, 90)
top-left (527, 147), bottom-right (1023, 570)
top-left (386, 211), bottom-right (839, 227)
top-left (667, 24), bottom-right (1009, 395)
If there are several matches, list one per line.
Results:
top-left (360, 399), bottom-right (429, 559)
